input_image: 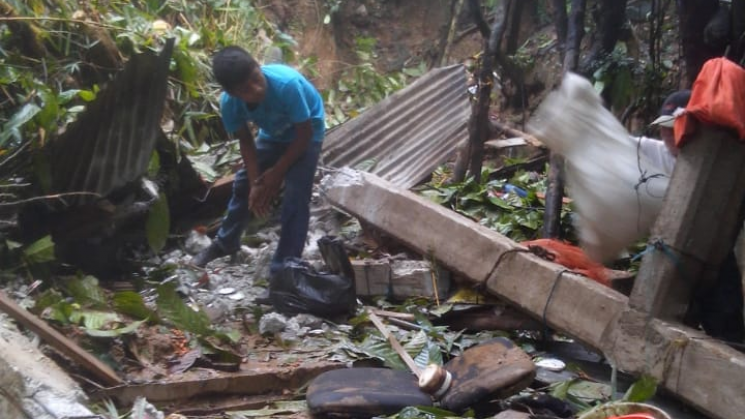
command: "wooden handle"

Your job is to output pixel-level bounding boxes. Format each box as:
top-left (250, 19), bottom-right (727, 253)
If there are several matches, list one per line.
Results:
top-left (368, 311), bottom-right (421, 377)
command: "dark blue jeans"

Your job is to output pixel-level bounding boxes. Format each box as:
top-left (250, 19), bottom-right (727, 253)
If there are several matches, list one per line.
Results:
top-left (214, 141), bottom-right (322, 275)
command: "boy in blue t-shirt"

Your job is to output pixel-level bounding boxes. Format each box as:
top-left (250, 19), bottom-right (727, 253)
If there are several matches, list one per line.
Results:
top-left (191, 46), bottom-right (325, 274)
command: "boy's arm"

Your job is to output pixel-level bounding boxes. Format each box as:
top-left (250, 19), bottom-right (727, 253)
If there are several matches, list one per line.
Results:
top-left (250, 120), bottom-right (313, 216)
top-left (236, 125), bottom-right (261, 183)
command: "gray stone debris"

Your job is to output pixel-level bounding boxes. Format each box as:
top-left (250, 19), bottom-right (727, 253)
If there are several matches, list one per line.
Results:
top-left (0, 316), bottom-right (94, 419)
top-left (259, 312), bottom-right (289, 335)
top-left (184, 230), bottom-right (212, 254)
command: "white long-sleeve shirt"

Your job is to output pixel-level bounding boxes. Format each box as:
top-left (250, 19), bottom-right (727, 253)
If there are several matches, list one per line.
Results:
top-left (635, 136), bottom-right (676, 177)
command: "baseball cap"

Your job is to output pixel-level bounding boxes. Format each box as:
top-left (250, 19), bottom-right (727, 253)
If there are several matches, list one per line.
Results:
top-left (650, 90), bottom-right (691, 128)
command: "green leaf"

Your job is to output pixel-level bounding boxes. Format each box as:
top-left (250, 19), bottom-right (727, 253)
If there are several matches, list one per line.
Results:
top-left (214, 329), bottom-right (241, 344)
top-left (623, 374), bottom-right (657, 402)
top-left (567, 380), bottom-right (612, 404)
top-left (5, 240), bottom-right (22, 250)
top-left (355, 335), bottom-right (408, 371)
top-left (33, 289), bottom-right (65, 313)
top-left (414, 340), bottom-right (443, 368)
top-left (37, 87), bottom-right (59, 132)
top-left (146, 193), bottom-right (170, 253)
top-left (156, 283), bottom-right (212, 336)
top-left (23, 235), bottom-right (55, 264)
top-left (550, 379), bottom-right (574, 399)
top-left (57, 89), bottom-right (81, 104)
top-left (85, 319), bottom-right (146, 337)
top-left (147, 150), bottom-right (161, 178)
top-left (70, 310), bottom-right (121, 329)
top-left (190, 160), bottom-right (218, 182)
top-left (78, 89), bottom-right (97, 102)
top-left (66, 275), bottom-right (108, 309)
top-left (0, 103), bottom-right (41, 147)
top-left (114, 291), bottom-right (158, 321)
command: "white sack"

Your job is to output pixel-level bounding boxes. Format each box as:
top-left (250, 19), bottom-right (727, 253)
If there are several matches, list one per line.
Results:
top-left (528, 73), bottom-right (669, 262)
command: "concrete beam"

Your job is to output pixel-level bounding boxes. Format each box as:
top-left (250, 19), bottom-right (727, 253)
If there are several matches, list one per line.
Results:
top-left (322, 170), bottom-right (745, 419)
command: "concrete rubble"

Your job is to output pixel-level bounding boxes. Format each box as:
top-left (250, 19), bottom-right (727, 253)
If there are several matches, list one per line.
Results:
top-left (0, 315), bottom-right (94, 419)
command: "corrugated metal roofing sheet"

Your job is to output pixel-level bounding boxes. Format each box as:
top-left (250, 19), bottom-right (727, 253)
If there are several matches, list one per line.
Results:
top-left (321, 64), bottom-right (469, 189)
top-left (48, 40), bottom-right (174, 205)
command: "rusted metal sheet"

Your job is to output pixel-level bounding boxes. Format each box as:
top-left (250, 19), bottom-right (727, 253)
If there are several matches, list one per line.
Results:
top-left (321, 64), bottom-right (469, 189)
top-left (47, 39), bottom-right (175, 204)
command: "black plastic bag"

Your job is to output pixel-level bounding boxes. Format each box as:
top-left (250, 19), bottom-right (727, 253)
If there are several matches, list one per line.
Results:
top-left (269, 258), bottom-right (356, 317)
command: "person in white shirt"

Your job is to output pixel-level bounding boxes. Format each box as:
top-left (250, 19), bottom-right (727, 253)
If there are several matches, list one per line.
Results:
top-left (635, 90), bottom-right (691, 177)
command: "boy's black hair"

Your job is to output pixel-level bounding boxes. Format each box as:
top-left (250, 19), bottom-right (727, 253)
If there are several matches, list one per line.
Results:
top-left (212, 46), bottom-right (259, 91)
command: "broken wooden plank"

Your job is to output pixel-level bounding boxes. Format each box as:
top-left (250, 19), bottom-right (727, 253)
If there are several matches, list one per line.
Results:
top-left (92, 361), bottom-right (341, 405)
top-left (0, 291), bottom-right (122, 387)
top-left (322, 170), bottom-right (745, 419)
top-left (489, 120), bottom-right (543, 147)
top-left (485, 137), bottom-right (527, 149)
top-left (629, 127), bottom-right (745, 320)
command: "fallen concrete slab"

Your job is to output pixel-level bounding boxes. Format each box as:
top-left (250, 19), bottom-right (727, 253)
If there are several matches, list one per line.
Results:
top-left (322, 169), bottom-right (625, 346)
top-left (321, 169), bottom-right (745, 419)
top-left (0, 317), bottom-right (94, 419)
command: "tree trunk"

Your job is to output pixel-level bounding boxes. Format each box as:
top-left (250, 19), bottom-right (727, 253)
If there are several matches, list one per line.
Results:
top-left (467, 0), bottom-right (491, 38)
top-left (563, 0), bottom-right (587, 71)
top-left (730, 0), bottom-right (745, 62)
top-left (676, 0), bottom-right (720, 86)
top-left (580, 0), bottom-right (628, 74)
top-left (551, 0), bottom-right (568, 60)
top-left (467, 0), bottom-right (512, 184)
top-left (543, 0), bottom-right (585, 239)
top-left (504, 0), bottom-right (525, 55)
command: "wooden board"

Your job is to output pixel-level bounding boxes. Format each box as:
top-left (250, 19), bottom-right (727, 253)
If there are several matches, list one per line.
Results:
top-left (323, 170), bottom-right (745, 419)
top-left (0, 291), bottom-right (122, 387)
top-left (93, 361), bottom-right (341, 405)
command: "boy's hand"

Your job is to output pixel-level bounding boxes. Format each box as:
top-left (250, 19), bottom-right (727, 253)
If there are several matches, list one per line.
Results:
top-left (249, 168), bottom-right (283, 217)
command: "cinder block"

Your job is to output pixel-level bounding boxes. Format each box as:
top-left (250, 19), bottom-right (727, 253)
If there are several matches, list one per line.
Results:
top-left (351, 259), bottom-right (450, 299)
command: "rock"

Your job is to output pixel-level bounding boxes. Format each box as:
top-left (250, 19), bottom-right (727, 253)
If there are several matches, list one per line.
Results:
top-left (0, 321), bottom-right (94, 419)
top-left (131, 397), bottom-right (165, 419)
top-left (494, 410), bottom-right (531, 419)
top-left (294, 313), bottom-right (325, 329)
top-left (259, 312), bottom-right (289, 335)
top-left (440, 337), bottom-right (536, 412)
top-left (185, 230), bottom-right (211, 255)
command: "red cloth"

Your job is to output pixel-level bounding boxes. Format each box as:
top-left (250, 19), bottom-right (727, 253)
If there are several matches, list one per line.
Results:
top-left (521, 238), bottom-right (610, 286)
top-left (675, 58), bottom-right (745, 146)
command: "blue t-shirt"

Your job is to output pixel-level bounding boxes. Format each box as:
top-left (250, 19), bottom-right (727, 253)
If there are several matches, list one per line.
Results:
top-left (220, 64), bottom-right (325, 144)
